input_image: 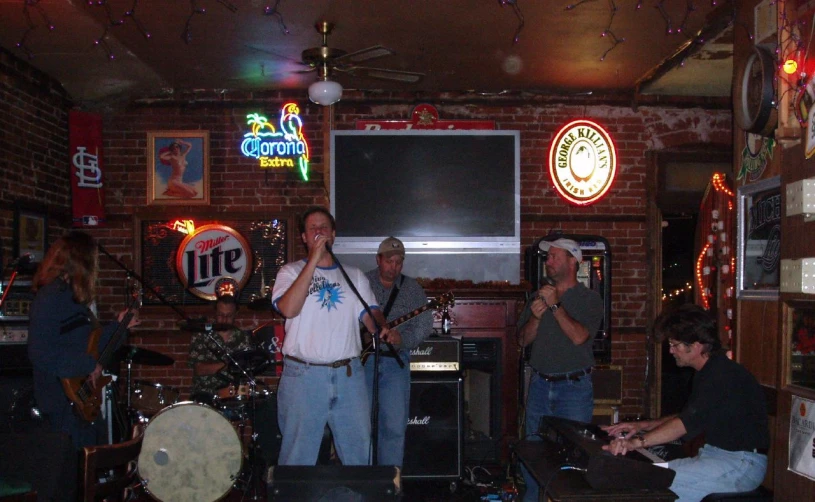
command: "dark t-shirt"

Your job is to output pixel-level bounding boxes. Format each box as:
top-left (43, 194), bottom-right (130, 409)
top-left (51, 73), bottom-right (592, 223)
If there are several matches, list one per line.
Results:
top-left (679, 353), bottom-right (769, 451)
top-left (520, 283), bottom-right (603, 374)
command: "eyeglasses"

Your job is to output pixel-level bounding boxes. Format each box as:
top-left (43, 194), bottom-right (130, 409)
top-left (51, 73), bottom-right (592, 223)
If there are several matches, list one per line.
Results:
top-left (667, 340), bottom-right (687, 349)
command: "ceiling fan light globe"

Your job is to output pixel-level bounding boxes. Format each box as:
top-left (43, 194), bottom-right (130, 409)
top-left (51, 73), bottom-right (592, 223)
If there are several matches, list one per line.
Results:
top-left (308, 79), bottom-right (342, 106)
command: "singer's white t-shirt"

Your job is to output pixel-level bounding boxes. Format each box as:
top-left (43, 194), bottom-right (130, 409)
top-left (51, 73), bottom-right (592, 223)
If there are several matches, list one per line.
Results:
top-left (272, 259), bottom-right (379, 363)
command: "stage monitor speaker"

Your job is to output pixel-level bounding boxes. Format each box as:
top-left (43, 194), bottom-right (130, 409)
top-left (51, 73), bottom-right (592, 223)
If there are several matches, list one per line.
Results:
top-left (266, 465), bottom-right (401, 501)
top-left (403, 376), bottom-right (462, 479)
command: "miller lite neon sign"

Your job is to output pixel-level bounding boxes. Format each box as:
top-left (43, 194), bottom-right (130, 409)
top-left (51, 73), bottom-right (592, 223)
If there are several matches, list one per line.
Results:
top-left (548, 119), bottom-right (617, 206)
top-left (240, 103), bottom-right (310, 181)
top-left (175, 224), bottom-right (252, 301)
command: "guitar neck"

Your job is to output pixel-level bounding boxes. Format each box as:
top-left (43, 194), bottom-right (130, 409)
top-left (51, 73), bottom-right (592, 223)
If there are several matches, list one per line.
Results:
top-left (387, 304), bottom-right (434, 330)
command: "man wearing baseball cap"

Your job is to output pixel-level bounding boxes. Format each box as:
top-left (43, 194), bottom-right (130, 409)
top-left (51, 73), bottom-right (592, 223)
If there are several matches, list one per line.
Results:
top-left (364, 237), bottom-right (433, 469)
top-left (517, 237), bottom-right (604, 502)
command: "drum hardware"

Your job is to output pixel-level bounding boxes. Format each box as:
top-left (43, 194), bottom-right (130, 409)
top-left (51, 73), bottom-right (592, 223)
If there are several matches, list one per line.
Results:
top-left (202, 337), bottom-right (273, 500)
top-left (177, 320), bottom-right (237, 332)
top-left (110, 344), bottom-right (176, 434)
top-left (247, 296), bottom-right (279, 312)
top-left (226, 348), bottom-right (276, 376)
top-left (130, 380), bottom-right (180, 416)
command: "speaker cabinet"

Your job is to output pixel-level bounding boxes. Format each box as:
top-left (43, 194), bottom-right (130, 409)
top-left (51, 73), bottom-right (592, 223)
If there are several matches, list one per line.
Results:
top-left (267, 465), bottom-right (401, 501)
top-left (403, 377), bottom-right (463, 479)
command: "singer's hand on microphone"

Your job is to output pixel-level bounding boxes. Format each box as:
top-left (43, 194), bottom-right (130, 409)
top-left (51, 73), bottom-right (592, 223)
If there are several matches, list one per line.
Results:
top-left (308, 233), bottom-right (331, 262)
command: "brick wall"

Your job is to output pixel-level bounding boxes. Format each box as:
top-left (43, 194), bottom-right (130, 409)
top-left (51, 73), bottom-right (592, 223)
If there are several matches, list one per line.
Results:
top-left (1, 52), bottom-right (732, 418)
top-left (0, 48), bottom-right (72, 259)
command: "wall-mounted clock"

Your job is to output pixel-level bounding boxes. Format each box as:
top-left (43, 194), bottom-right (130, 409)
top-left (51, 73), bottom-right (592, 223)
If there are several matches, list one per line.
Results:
top-left (733, 44), bottom-right (777, 137)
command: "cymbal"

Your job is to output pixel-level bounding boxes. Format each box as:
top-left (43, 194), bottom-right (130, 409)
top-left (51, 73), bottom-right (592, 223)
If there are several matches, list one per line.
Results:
top-left (114, 345), bottom-right (174, 366)
top-left (227, 348), bottom-right (276, 375)
top-left (177, 320), bottom-right (236, 332)
top-left (247, 297), bottom-right (279, 312)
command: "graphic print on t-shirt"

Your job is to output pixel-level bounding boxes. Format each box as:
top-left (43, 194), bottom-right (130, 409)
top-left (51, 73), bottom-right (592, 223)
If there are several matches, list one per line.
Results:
top-left (309, 276), bottom-right (344, 311)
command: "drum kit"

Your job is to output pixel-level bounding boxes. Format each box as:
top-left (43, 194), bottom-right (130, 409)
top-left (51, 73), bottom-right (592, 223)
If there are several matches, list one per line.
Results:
top-left (117, 320), bottom-right (279, 502)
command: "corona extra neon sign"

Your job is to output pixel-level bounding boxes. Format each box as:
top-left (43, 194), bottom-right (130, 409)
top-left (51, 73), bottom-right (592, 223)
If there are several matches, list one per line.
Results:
top-left (240, 103), bottom-right (310, 180)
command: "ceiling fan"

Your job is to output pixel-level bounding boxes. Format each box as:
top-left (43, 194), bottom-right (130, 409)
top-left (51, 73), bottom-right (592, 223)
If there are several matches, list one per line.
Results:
top-left (300, 21), bottom-right (425, 84)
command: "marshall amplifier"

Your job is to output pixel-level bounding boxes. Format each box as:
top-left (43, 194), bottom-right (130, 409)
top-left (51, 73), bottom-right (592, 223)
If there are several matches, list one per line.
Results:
top-left (409, 336), bottom-right (461, 372)
top-left (402, 376), bottom-right (463, 480)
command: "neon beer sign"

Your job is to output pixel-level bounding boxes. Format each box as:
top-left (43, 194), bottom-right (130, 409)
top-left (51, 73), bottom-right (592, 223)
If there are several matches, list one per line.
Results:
top-left (548, 119), bottom-right (617, 206)
top-left (240, 103), bottom-right (310, 180)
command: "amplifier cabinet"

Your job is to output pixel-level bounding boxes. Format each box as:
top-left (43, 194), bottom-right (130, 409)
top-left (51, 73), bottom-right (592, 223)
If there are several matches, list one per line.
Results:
top-left (402, 376), bottom-right (463, 479)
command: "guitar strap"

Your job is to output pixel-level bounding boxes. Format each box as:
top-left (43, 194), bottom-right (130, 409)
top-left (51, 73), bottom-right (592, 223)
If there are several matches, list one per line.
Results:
top-left (381, 275), bottom-right (405, 318)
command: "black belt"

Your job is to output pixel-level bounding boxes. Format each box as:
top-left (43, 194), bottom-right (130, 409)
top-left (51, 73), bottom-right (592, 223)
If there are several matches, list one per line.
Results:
top-left (285, 355), bottom-right (355, 376)
top-left (536, 367), bottom-right (592, 382)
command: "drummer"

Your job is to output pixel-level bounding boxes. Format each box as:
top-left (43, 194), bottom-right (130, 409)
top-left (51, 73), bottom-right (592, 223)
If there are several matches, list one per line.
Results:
top-left (187, 291), bottom-right (254, 404)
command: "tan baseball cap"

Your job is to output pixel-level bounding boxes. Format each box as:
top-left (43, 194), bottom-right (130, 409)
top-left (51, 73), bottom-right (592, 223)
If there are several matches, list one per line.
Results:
top-left (377, 236), bottom-right (405, 257)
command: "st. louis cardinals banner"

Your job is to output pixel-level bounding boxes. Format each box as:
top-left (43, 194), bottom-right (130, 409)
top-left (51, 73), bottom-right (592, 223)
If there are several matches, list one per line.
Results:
top-left (69, 110), bottom-right (106, 227)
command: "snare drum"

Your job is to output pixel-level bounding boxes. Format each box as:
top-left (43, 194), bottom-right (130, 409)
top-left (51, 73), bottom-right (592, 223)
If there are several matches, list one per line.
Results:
top-left (138, 402), bottom-right (243, 502)
top-left (130, 380), bottom-right (179, 415)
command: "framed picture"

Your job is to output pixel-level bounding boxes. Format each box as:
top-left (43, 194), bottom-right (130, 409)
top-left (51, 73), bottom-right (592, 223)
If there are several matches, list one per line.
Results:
top-left (787, 301), bottom-right (815, 390)
top-left (736, 175), bottom-right (781, 300)
top-left (147, 131), bottom-right (210, 205)
top-left (13, 204), bottom-right (48, 265)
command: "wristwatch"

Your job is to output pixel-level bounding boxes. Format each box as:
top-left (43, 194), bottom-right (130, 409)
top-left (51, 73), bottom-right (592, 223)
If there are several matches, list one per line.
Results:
top-left (548, 302), bottom-right (562, 313)
top-left (635, 433), bottom-right (648, 448)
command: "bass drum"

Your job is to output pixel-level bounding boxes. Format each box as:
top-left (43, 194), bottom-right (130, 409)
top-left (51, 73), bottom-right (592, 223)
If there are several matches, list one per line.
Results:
top-left (138, 402), bottom-right (242, 502)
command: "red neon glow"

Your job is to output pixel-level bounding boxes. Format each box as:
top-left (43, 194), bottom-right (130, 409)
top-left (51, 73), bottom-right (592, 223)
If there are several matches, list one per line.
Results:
top-left (696, 242), bottom-right (712, 310)
top-left (712, 172), bottom-right (734, 197)
top-left (170, 219), bottom-right (196, 234)
top-left (548, 119), bottom-right (617, 206)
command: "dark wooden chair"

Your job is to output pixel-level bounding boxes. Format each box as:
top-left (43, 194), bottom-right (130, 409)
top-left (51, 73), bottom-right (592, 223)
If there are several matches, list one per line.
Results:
top-left (81, 425), bottom-right (144, 502)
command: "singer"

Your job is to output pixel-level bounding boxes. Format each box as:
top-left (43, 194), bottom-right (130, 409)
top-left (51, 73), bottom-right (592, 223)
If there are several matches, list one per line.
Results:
top-left (516, 238), bottom-right (604, 502)
top-left (271, 206), bottom-right (391, 466)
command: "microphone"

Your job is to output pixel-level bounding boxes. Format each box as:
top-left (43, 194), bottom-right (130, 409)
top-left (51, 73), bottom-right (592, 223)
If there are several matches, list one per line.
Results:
top-left (325, 243), bottom-right (332, 253)
top-left (9, 253), bottom-right (32, 269)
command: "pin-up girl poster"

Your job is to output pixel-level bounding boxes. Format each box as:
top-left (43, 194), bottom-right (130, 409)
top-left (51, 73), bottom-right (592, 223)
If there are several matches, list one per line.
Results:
top-left (147, 131), bottom-right (210, 205)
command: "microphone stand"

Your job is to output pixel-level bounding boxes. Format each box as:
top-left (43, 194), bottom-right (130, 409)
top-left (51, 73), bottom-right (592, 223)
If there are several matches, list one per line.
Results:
top-left (96, 243), bottom-right (198, 435)
top-left (97, 243), bottom-right (193, 322)
top-left (324, 245), bottom-right (403, 466)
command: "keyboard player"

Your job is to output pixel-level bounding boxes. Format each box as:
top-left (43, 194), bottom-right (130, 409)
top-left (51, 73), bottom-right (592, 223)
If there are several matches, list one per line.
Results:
top-left (602, 305), bottom-right (769, 502)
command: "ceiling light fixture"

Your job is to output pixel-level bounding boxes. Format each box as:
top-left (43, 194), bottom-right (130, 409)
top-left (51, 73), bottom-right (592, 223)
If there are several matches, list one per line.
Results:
top-left (308, 62), bottom-right (342, 106)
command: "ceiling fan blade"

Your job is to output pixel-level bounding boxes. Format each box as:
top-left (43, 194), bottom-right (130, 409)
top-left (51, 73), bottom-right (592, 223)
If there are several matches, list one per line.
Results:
top-left (337, 66), bottom-right (424, 83)
top-left (333, 45), bottom-right (393, 64)
top-left (244, 44), bottom-right (307, 66)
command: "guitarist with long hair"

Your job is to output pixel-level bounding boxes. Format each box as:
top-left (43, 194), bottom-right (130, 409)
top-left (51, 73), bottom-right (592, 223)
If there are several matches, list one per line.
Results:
top-left (27, 231), bottom-right (139, 452)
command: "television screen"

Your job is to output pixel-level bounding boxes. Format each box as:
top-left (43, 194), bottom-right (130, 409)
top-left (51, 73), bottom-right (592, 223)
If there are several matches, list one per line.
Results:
top-left (330, 130), bottom-right (521, 283)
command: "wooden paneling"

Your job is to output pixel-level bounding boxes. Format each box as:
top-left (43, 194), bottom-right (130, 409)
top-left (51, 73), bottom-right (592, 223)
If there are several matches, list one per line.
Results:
top-left (430, 290), bottom-right (526, 458)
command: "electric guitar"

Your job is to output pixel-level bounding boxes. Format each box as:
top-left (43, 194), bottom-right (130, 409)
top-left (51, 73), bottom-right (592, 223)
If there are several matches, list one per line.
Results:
top-left (61, 289), bottom-right (141, 422)
top-left (360, 291), bottom-right (454, 364)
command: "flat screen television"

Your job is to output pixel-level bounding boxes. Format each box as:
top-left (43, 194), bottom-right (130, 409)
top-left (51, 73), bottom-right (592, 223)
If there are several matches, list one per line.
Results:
top-left (330, 130), bottom-right (521, 282)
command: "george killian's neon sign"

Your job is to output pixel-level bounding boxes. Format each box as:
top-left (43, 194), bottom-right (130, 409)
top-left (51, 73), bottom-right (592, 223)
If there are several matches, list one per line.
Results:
top-left (240, 103), bottom-right (310, 180)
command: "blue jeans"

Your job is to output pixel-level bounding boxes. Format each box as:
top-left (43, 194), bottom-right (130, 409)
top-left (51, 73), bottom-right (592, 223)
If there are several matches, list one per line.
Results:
top-left (277, 357), bottom-right (371, 465)
top-left (521, 370), bottom-right (594, 502)
top-left (364, 349), bottom-right (411, 467)
top-left (668, 445), bottom-right (767, 502)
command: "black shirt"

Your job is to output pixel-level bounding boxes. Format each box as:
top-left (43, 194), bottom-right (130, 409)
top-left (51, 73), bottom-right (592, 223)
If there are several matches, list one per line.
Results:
top-left (679, 352), bottom-right (769, 452)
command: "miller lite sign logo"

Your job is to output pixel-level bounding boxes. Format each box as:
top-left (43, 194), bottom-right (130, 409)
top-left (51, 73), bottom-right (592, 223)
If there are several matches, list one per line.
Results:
top-left (548, 119), bottom-right (617, 206)
top-left (175, 224), bottom-right (252, 301)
